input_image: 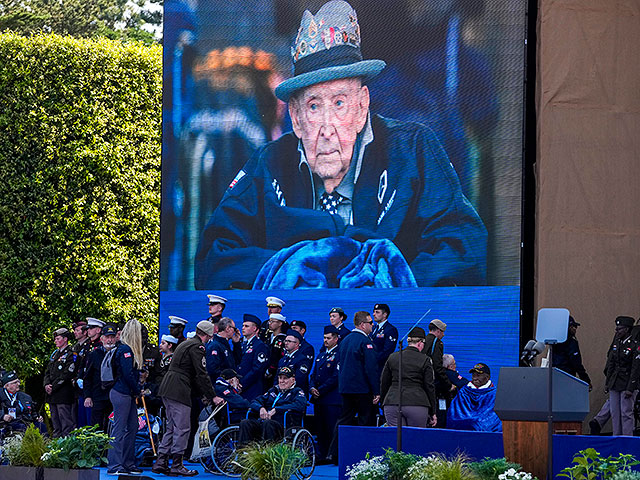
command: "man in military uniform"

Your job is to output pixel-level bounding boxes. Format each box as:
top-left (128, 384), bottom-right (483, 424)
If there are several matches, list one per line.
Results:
top-left (44, 328), bottom-right (77, 437)
top-left (206, 317), bottom-right (240, 383)
top-left (605, 316), bottom-right (640, 436)
top-left (71, 319), bottom-right (90, 427)
top-left (309, 325), bottom-right (341, 464)
top-left (260, 296), bottom-right (286, 342)
top-left (327, 311), bottom-right (379, 464)
top-left (552, 316), bottom-right (592, 389)
top-left (85, 317), bottom-right (106, 350)
top-left (207, 294), bottom-right (228, 325)
top-left (329, 307), bottom-right (350, 340)
top-left (290, 320), bottom-right (315, 362)
top-left (141, 324), bottom-right (163, 384)
top-left (277, 330), bottom-right (312, 394)
top-left (153, 321), bottom-right (224, 476)
top-left (369, 303), bottom-right (398, 374)
top-left (168, 315), bottom-right (188, 344)
top-left (83, 324), bottom-right (117, 432)
top-left (264, 313), bottom-right (288, 389)
top-left (424, 319), bottom-right (454, 427)
top-left (157, 334), bottom-right (179, 385)
top-left (237, 314), bottom-right (269, 401)
top-left (238, 366), bottom-right (307, 444)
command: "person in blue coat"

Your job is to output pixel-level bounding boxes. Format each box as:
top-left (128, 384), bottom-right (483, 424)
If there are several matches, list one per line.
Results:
top-left (107, 319), bottom-right (143, 476)
top-left (369, 303), bottom-right (398, 373)
top-left (327, 311), bottom-right (380, 464)
top-left (290, 320), bottom-right (315, 362)
top-left (205, 317), bottom-right (239, 384)
top-left (237, 314), bottom-right (269, 401)
top-left (276, 330), bottom-right (312, 394)
top-left (214, 369), bottom-right (250, 424)
top-left (329, 307), bottom-right (351, 341)
top-left (193, 0), bottom-right (486, 290)
top-left (309, 326), bottom-right (341, 463)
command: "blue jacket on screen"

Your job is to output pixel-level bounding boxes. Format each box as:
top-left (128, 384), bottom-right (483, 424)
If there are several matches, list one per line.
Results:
top-left (338, 329), bottom-right (380, 396)
top-left (112, 344), bottom-right (141, 397)
top-left (194, 114), bottom-right (487, 289)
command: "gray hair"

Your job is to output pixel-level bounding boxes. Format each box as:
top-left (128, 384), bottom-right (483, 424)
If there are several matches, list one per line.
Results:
top-left (217, 317), bottom-right (234, 331)
top-left (442, 354), bottom-right (455, 369)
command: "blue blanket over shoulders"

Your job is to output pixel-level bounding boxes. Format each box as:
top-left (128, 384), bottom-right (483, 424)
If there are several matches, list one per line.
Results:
top-left (447, 385), bottom-right (502, 432)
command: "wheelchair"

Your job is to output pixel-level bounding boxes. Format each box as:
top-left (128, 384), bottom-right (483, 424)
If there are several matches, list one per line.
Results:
top-left (205, 407), bottom-right (316, 478)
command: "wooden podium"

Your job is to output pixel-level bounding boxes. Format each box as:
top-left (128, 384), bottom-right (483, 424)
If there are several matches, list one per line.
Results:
top-left (495, 368), bottom-right (589, 480)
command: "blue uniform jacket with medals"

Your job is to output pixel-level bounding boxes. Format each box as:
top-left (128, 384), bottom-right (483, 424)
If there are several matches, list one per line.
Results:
top-left (299, 340), bottom-right (315, 363)
top-left (194, 114), bottom-right (487, 289)
top-left (337, 330), bottom-right (380, 396)
top-left (276, 349), bottom-right (312, 394)
top-left (249, 385), bottom-right (307, 425)
top-left (206, 335), bottom-right (236, 384)
top-left (310, 345), bottom-right (340, 405)
top-left (237, 335), bottom-right (269, 400)
top-left (370, 321), bottom-right (398, 373)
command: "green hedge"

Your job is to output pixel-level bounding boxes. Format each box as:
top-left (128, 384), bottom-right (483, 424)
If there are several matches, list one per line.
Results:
top-left (0, 33), bottom-right (162, 376)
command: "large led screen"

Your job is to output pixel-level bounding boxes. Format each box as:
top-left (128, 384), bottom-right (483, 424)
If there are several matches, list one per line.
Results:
top-left (160, 0), bottom-right (526, 374)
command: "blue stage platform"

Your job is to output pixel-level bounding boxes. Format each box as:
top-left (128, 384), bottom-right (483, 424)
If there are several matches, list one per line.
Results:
top-left (338, 426), bottom-right (640, 479)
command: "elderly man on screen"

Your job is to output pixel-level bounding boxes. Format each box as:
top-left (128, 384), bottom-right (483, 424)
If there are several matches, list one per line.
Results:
top-left (447, 362), bottom-right (501, 432)
top-left (194, 0), bottom-right (486, 290)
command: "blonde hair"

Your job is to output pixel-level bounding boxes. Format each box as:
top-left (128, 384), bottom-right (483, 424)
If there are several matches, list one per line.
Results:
top-left (120, 319), bottom-right (144, 369)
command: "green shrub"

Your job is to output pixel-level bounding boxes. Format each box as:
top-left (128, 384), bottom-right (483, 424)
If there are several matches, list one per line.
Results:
top-left (407, 453), bottom-right (478, 480)
top-left (558, 449), bottom-right (639, 480)
top-left (42, 425), bottom-right (111, 469)
top-left (1, 424), bottom-right (48, 466)
top-left (234, 442), bottom-right (309, 480)
top-left (384, 448), bottom-right (421, 480)
top-left (0, 32), bottom-right (161, 376)
top-left (469, 457), bottom-right (522, 480)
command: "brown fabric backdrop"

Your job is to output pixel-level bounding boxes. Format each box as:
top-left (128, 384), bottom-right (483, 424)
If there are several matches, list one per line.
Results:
top-left (537, 0), bottom-right (640, 428)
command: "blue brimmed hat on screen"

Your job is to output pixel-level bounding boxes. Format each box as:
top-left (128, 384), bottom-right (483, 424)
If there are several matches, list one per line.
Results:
top-left (274, 0), bottom-right (386, 102)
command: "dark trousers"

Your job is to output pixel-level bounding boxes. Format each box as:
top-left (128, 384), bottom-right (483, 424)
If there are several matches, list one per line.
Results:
top-left (158, 397), bottom-right (191, 456)
top-left (107, 389), bottom-right (138, 473)
top-left (50, 403), bottom-right (75, 437)
top-left (328, 393), bottom-right (376, 461)
top-left (238, 418), bottom-right (284, 445)
top-left (90, 399), bottom-right (112, 433)
top-left (314, 404), bottom-right (341, 461)
top-left (76, 396), bottom-right (91, 427)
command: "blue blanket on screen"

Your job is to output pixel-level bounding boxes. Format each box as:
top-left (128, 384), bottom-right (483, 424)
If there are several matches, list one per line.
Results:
top-left (447, 385), bottom-right (502, 432)
top-left (253, 237), bottom-right (417, 289)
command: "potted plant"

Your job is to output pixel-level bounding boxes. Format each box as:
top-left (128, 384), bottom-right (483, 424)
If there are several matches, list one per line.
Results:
top-left (0, 424), bottom-right (47, 480)
top-left (233, 442), bottom-right (309, 480)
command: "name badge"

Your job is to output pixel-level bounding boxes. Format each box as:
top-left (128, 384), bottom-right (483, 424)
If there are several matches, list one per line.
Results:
top-left (438, 399), bottom-right (447, 410)
top-left (8, 408), bottom-right (16, 419)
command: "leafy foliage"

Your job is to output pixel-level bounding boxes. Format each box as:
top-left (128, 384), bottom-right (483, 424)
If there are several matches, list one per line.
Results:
top-left (558, 449), bottom-right (639, 480)
top-left (42, 425), bottom-right (112, 469)
top-left (469, 457), bottom-right (522, 480)
top-left (0, 0), bottom-right (162, 44)
top-left (383, 448), bottom-right (421, 480)
top-left (346, 453), bottom-right (388, 480)
top-left (0, 32), bottom-right (161, 376)
top-left (235, 442), bottom-right (309, 480)
top-left (1, 424), bottom-right (48, 466)
top-left (406, 453), bottom-right (478, 480)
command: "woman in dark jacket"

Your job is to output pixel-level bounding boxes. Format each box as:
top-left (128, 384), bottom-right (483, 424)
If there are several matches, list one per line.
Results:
top-left (107, 319), bottom-right (143, 475)
top-left (380, 327), bottom-right (437, 427)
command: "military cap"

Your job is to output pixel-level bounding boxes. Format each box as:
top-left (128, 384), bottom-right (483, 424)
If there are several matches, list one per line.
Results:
top-left (269, 313), bottom-right (286, 322)
top-left (277, 366), bottom-right (295, 378)
top-left (568, 316), bottom-right (580, 327)
top-left (161, 334), bottom-right (179, 345)
top-left (86, 317), bottom-right (105, 328)
top-left (208, 294), bottom-right (228, 305)
top-left (101, 325), bottom-right (117, 336)
top-left (286, 329), bottom-right (304, 343)
top-left (243, 314), bottom-right (262, 327)
top-left (72, 319), bottom-right (88, 329)
top-left (266, 296), bottom-right (285, 308)
top-left (1, 371), bottom-right (18, 386)
top-left (196, 320), bottom-right (214, 336)
top-left (430, 319), bottom-right (447, 332)
top-left (469, 363), bottom-right (491, 375)
top-left (408, 327), bottom-right (426, 339)
top-left (324, 325), bottom-right (340, 335)
top-left (290, 320), bottom-right (307, 330)
top-left (220, 368), bottom-right (242, 380)
top-left (329, 307), bottom-right (347, 319)
top-left (616, 316), bottom-right (635, 328)
top-left (53, 327), bottom-right (71, 338)
top-left (373, 303), bottom-right (390, 315)
top-left (169, 315), bottom-right (188, 326)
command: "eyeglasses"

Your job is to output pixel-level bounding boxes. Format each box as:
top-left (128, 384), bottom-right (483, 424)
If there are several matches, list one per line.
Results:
top-left (362, 321), bottom-right (373, 325)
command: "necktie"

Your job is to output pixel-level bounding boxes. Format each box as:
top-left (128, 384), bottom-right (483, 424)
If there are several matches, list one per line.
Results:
top-left (371, 323), bottom-right (379, 337)
top-left (320, 191), bottom-right (344, 215)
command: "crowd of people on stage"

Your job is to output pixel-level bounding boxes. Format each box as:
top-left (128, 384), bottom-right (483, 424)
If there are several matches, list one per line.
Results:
top-left (2, 296), bottom-right (639, 475)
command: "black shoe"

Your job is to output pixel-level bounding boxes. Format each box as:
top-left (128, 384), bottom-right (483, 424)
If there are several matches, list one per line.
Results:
top-left (589, 419), bottom-right (601, 435)
top-left (106, 469), bottom-right (130, 476)
top-left (127, 467), bottom-right (143, 475)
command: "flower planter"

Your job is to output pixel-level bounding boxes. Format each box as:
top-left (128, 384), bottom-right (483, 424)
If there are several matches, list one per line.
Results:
top-left (0, 466), bottom-right (100, 480)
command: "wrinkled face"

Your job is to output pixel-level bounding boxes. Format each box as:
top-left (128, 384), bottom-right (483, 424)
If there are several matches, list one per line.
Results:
top-left (209, 303), bottom-right (224, 316)
top-left (54, 334), bottom-right (68, 349)
top-left (290, 78), bottom-right (369, 188)
top-left (323, 333), bottom-right (339, 350)
top-left (4, 379), bottom-right (20, 394)
top-left (329, 312), bottom-right (342, 326)
top-left (242, 321), bottom-right (258, 338)
top-left (278, 375), bottom-right (296, 390)
top-left (284, 335), bottom-right (300, 354)
top-left (471, 372), bottom-right (490, 388)
top-left (74, 325), bottom-right (87, 341)
top-left (228, 377), bottom-right (241, 389)
top-left (372, 309), bottom-right (387, 323)
top-left (102, 334), bottom-right (117, 349)
top-left (448, 359), bottom-right (457, 371)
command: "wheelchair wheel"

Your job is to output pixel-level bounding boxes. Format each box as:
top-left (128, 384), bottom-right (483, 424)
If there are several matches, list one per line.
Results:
top-left (199, 452), bottom-right (217, 474)
top-left (292, 429), bottom-right (315, 480)
top-left (211, 425), bottom-right (242, 477)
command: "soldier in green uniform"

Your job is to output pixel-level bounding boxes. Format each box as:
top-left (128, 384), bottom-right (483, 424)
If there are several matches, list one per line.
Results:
top-left (153, 320), bottom-right (224, 476)
top-left (43, 328), bottom-right (77, 437)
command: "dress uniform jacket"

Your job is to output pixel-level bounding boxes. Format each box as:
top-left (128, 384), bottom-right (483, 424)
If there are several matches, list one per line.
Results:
top-left (380, 345), bottom-right (436, 414)
top-left (310, 345), bottom-right (340, 405)
top-left (82, 346), bottom-right (109, 403)
top-left (276, 349), bottom-right (312, 394)
top-left (265, 333), bottom-right (287, 385)
top-left (237, 335), bottom-right (269, 400)
top-left (159, 336), bottom-right (216, 406)
top-left (370, 321), bottom-right (398, 373)
top-left (142, 343), bottom-right (163, 384)
top-left (157, 353), bottom-right (173, 385)
top-left (206, 335), bottom-right (236, 383)
top-left (43, 346), bottom-right (77, 404)
top-left (337, 330), bottom-right (380, 395)
top-left (299, 340), bottom-right (315, 363)
top-left (423, 333), bottom-right (453, 393)
top-left (605, 334), bottom-right (640, 392)
top-left (249, 386), bottom-right (307, 425)
top-left (336, 324), bottom-right (350, 341)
